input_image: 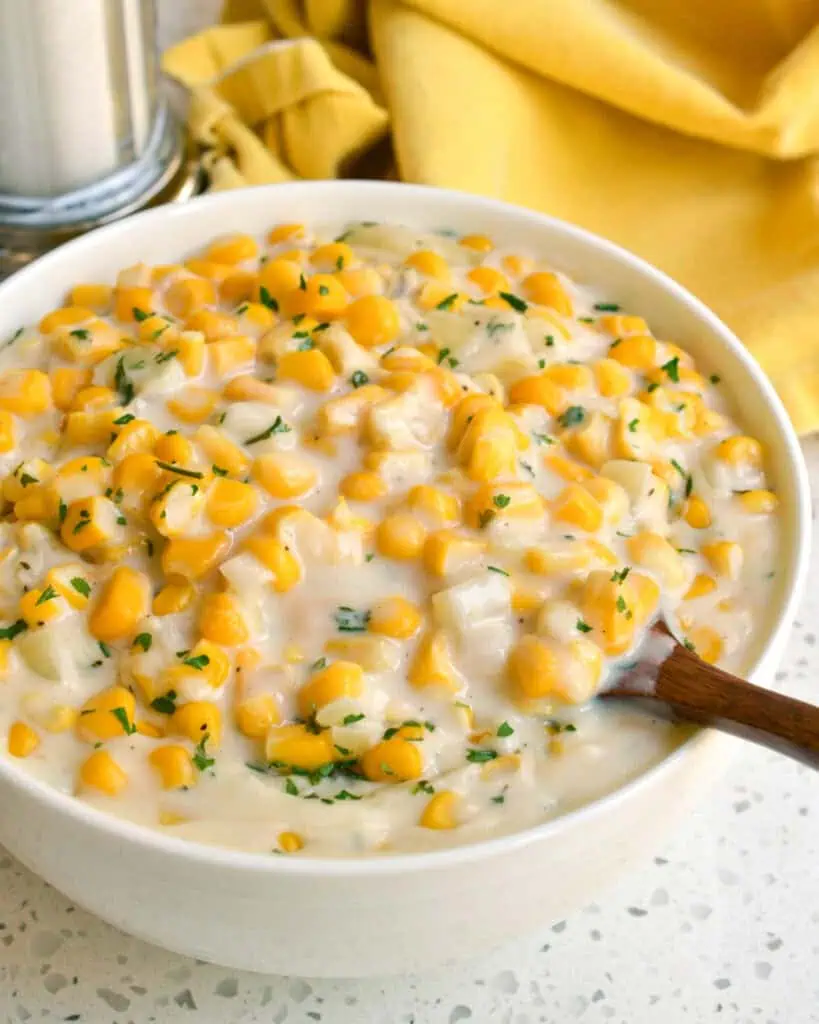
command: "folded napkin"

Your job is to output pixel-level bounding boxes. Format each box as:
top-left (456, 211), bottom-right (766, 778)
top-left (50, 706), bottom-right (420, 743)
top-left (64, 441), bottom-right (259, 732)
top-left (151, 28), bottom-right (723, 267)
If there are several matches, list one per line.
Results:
top-left (163, 0), bottom-right (819, 433)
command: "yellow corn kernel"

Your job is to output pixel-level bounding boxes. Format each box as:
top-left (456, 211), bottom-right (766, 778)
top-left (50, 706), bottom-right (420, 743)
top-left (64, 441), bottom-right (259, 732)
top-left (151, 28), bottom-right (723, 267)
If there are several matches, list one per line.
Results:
top-left (19, 585), bottom-right (66, 627)
top-left (68, 283), bottom-right (111, 311)
top-left (277, 348), bottom-right (335, 390)
top-left (253, 452), bottom-right (317, 499)
top-left (340, 470), bottom-right (387, 502)
top-left (195, 426), bottom-right (250, 476)
top-left (204, 233), bottom-right (257, 265)
top-left (416, 281), bottom-right (466, 312)
top-left (582, 477), bottom-right (629, 524)
top-left (278, 831), bottom-right (304, 853)
top-left (107, 418), bottom-right (159, 462)
top-left (682, 494), bottom-right (711, 529)
top-left (164, 276), bottom-right (216, 319)
top-left (738, 489), bottom-right (778, 514)
top-left (113, 452), bottom-right (164, 497)
top-left (265, 723), bottom-right (335, 770)
top-left (0, 369), bottom-right (51, 417)
top-left (149, 745), bottom-right (196, 790)
top-left (60, 495), bottom-right (121, 553)
top-left (511, 587), bottom-right (544, 613)
top-left (8, 721), bottom-right (39, 758)
top-left (171, 700), bottom-right (222, 747)
top-left (467, 266), bottom-right (510, 295)
top-left (78, 750), bottom-right (127, 795)
top-left (419, 790), bottom-right (459, 828)
top-left (176, 332), bottom-right (205, 377)
top-left (234, 693), bottom-right (280, 739)
top-left (71, 385), bottom-right (116, 411)
top-left (597, 313), bottom-right (649, 336)
top-left (565, 412), bottom-right (613, 470)
top-left (77, 686), bottom-right (137, 742)
top-left (294, 273), bottom-right (348, 320)
top-left (407, 484), bottom-right (460, 527)
top-left (501, 253), bottom-right (531, 276)
top-left (686, 625), bottom-right (724, 664)
top-left (208, 335), bottom-right (256, 376)
top-left (542, 363), bottom-right (594, 391)
top-left (174, 639), bottom-right (231, 690)
top-left (344, 294), bottom-right (400, 348)
top-left (150, 587), bottom-right (192, 623)
top-left (162, 532), bottom-right (231, 580)
top-left (409, 629), bottom-right (460, 692)
top-left (593, 357), bottom-right (632, 398)
top-left (166, 387), bottom-right (219, 424)
top-left (50, 367), bottom-right (92, 411)
top-left (360, 736), bottom-right (423, 783)
top-left (457, 407), bottom-right (518, 482)
top-left (580, 570), bottom-right (640, 656)
top-left (268, 223), bottom-right (305, 244)
top-left (684, 573), bottom-right (717, 600)
top-left (114, 285), bottom-right (155, 323)
top-left (14, 484), bottom-right (60, 525)
top-left (298, 661), bottom-right (364, 718)
top-left (551, 483), bottom-right (603, 532)
top-left (424, 529), bottom-right (485, 577)
top-left (205, 477), bottom-right (257, 528)
top-left (609, 335), bottom-right (656, 371)
top-left (317, 385), bottom-right (389, 435)
top-left (63, 408), bottom-right (118, 446)
top-left (88, 566), bottom-right (150, 643)
top-left (506, 634), bottom-right (558, 702)
top-left (369, 596), bottom-right (423, 639)
top-left (507, 374), bottom-right (564, 414)
top-left (311, 241), bottom-right (354, 269)
top-left (522, 272), bottom-right (572, 315)
top-left (136, 719), bottom-right (164, 739)
top-left (243, 535), bottom-right (302, 591)
top-left (376, 512), bottom-right (426, 560)
top-left (220, 270), bottom-right (257, 304)
top-left (184, 259), bottom-right (232, 283)
top-left (256, 258), bottom-right (302, 304)
top-left (404, 249), bottom-right (450, 280)
top-left (715, 435), bottom-right (763, 467)
top-left (542, 453), bottom-right (592, 483)
top-left (199, 591), bottom-right (249, 646)
top-left (627, 532), bottom-right (687, 589)
top-left (39, 305), bottom-right (95, 334)
top-left (464, 482), bottom-right (544, 529)
top-left (459, 233), bottom-right (493, 252)
top-left (221, 375), bottom-right (280, 405)
top-left (154, 433), bottom-right (196, 468)
top-left (701, 540), bottom-right (743, 579)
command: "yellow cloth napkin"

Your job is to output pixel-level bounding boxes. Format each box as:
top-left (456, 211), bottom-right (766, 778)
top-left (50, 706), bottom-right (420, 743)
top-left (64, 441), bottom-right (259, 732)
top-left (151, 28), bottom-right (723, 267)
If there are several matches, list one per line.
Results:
top-left (163, 0), bottom-right (819, 434)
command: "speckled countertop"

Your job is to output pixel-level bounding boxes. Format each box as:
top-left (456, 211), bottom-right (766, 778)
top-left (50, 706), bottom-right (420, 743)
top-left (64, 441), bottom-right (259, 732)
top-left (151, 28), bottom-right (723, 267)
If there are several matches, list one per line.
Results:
top-left (1, 5), bottom-right (818, 1020)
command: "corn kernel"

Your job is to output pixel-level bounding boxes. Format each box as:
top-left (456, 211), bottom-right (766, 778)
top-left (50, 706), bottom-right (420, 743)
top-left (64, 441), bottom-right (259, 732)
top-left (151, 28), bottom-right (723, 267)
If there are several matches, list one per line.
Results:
top-left (684, 573), bottom-right (717, 600)
top-left (369, 596), bottom-right (423, 639)
top-left (235, 694), bottom-right (280, 738)
top-left (522, 272), bottom-right (572, 315)
top-left (199, 592), bottom-right (249, 646)
top-left (377, 512), bottom-right (426, 560)
top-left (738, 489), bottom-right (778, 514)
top-left (684, 494), bottom-right (711, 529)
top-left (78, 750), bottom-right (127, 795)
top-left (171, 700), bottom-right (222, 747)
top-left (508, 374), bottom-right (564, 414)
top-left (701, 540), bottom-right (743, 579)
top-left (161, 532), bottom-right (231, 580)
top-left (715, 435), bottom-right (763, 467)
top-left (340, 470), bottom-right (387, 502)
top-left (253, 452), bottom-right (317, 499)
top-left (298, 661), bottom-right (364, 718)
top-left (149, 745), bottom-right (196, 789)
top-left (345, 295), bottom-right (400, 348)
top-left (8, 721), bottom-right (39, 758)
top-left (360, 737), bottom-right (423, 782)
top-left (405, 250), bottom-right (450, 280)
top-left (311, 241), bottom-right (354, 269)
top-left (420, 790), bottom-right (459, 829)
top-left (243, 534), bottom-right (302, 591)
top-left (0, 369), bottom-right (51, 417)
top-left (277, 348), bottom-right (335, 390)
top-left (77, 686), bottom-right (137, 742)
top-left (408, 629), bottom-right (460, 691)
top-left (278, 831), bottom-right (304, 853)
top-left (265, 723), bottom-right (335, 769)
top-left (206, 477), bottom-right (257, 528)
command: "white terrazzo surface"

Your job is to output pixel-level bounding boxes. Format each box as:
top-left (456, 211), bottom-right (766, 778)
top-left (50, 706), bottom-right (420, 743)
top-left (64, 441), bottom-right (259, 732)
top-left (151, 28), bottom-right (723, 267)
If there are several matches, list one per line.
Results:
top-left (1, 4), bottom-right (818, 1019)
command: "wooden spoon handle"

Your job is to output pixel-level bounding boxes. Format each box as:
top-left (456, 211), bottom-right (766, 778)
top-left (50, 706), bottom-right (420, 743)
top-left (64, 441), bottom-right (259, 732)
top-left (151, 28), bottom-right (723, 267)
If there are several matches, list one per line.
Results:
top-left (613, 642), bottom-right (819, 770)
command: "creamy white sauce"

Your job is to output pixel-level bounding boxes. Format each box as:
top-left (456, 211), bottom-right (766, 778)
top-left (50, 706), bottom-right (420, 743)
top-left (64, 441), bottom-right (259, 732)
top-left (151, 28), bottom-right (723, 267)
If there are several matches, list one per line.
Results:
top-left (0, 221), bottom-right (779, 856)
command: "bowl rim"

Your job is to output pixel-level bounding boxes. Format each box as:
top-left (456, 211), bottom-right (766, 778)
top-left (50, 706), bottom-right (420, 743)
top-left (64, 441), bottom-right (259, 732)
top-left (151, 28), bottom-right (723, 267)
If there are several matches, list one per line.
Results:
top-left (0, 180), bottom-right (810, 877)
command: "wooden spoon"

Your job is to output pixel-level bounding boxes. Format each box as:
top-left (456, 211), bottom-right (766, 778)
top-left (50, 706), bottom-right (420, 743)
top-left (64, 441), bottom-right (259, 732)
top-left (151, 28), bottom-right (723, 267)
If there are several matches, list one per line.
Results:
top-left (601, 620), bottom-right (819, 769)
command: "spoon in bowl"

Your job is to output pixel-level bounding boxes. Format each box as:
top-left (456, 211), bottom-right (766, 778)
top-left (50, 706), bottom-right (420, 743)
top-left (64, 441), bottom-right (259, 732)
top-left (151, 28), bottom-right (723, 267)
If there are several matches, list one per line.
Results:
top-left (601, 619), bottom-right (819, 769)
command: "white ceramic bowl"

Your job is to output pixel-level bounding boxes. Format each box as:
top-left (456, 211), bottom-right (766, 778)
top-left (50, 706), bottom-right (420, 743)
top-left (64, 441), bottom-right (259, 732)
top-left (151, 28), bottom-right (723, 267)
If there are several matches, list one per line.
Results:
top-left (0, 183), bottom-right (809, 977)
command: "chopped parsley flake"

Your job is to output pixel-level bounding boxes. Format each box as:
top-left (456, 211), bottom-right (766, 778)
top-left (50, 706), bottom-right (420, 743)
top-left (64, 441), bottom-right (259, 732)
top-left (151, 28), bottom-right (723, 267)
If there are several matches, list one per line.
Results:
top-left (113, 413), bottom-right (135, 426)
top-left (499, 291), bottom-right (527, 313)
top-left (466, 749), bottom-right (498, 764)
top-left (111, 706), bottom-right (136, 735)
top-left (212, 465), bottom-right (228, 476)
top-left (351, 370), bottom-right (369, 388)
top-left (487, 565), bottom-right (509, 576)
top-left (710, 374), bottom-right (721, 384)
top-left (334, 606), bottom-right (371, 632)
top-left (259, 286), bottom-right (279, 312)
top-left (132, 307), bottom-right (150, 322)
top-left (244, 416), bottom-right (292, 445)
top-left (35, 585), bottom-right (57, 606)
top-left (628, 418), bottom-right (639, 432)
top-left (155, 461), bottom-right (203, 480)
top-left (576, 619), bottom-right (593, 633)
top-left (133, 632), bottom-right (152, 652)
top-left (183, 654), bottom-right (210, 671)
top-left (610, 567), bottom-right (631, 583)
top-left (493, 493), bottom-right (511, 509)
top-left (70, 577), bottom-right (91, 598)
top-left (593, 302), bottom-right (620, 312)
top-left (193, 734), bottom-right (215, 772)
top-left (661, 356), bottom-right (680, 382)
top-left (533, 432), bottom-right (555, 445)
top-left (0, 620), bottom-right (27, 641)
top-left (558, 405), bottom-right (585, 428)
top-left (69, 328), bottom-right (90, 340)
top-left (436, 293), bottom-right (459, 311)
top-left (342, 713), bottom-right (365, 725)
top-left (497, 721), bottom-right (514, 738)
top-left (150, 690), bottom-right (177, 715)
